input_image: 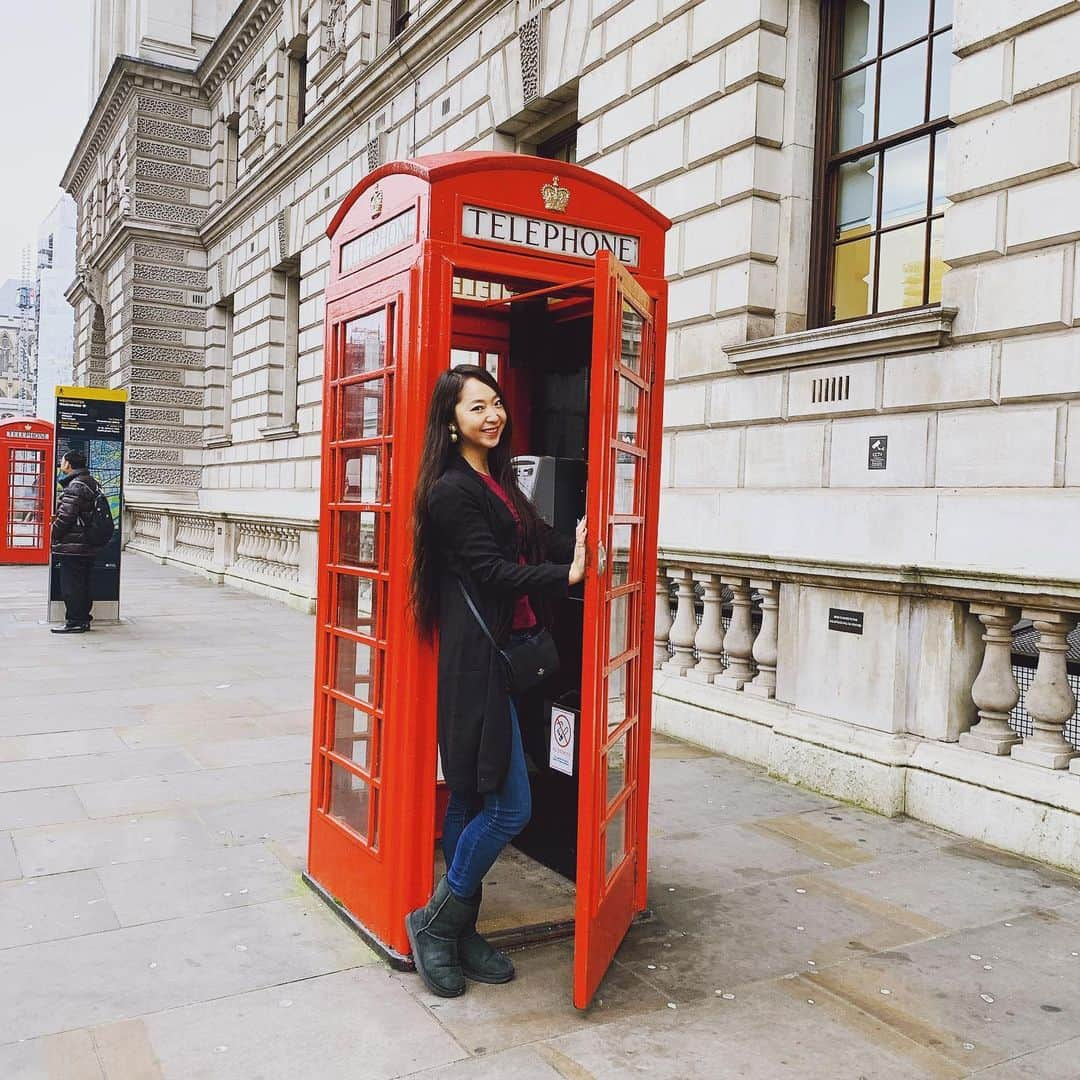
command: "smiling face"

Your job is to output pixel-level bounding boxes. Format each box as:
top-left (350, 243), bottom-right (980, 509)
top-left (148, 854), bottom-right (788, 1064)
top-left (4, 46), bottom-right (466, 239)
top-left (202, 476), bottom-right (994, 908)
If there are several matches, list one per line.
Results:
top-left (453, 376), bottom-right (506, 455)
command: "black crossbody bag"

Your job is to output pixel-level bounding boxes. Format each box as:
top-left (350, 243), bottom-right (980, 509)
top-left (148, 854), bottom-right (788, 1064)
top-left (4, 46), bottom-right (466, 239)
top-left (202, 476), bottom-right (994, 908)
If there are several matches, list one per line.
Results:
top-left (457, 579), bottom-right (560, 694)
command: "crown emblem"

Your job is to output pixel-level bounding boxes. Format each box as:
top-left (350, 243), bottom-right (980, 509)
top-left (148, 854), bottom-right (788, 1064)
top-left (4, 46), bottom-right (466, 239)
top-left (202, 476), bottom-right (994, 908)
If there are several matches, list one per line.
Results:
top-left (370, 186), bottom-right (384, 218)
top-left (541, 176), bottom-right (570, 213)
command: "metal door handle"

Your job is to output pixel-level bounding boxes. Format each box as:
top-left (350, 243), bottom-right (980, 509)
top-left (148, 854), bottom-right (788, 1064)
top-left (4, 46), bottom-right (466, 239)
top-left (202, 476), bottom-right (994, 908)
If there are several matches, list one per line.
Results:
top-left (596, 541), bottom-right (608, 576)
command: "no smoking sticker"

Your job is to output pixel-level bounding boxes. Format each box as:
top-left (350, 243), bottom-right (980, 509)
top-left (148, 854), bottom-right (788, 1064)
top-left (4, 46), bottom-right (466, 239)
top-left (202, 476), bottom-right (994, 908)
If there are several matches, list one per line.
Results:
top-left (549, 706), bottom-right (575, 776)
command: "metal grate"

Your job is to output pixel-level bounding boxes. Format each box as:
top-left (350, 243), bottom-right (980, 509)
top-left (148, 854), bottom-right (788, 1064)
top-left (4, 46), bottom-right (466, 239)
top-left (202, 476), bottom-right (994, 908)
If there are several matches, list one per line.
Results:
top-left (1010, 660), bottom-right (1080, 748)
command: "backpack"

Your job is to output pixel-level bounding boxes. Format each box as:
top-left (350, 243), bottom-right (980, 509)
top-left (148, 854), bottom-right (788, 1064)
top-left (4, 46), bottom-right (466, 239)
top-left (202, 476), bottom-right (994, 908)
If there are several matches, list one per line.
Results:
top-left (81, 487), bottom-right (115, 547)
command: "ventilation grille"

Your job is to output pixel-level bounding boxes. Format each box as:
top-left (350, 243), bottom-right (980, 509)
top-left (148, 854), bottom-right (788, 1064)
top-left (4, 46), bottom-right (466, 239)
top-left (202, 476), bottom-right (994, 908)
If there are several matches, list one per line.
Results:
top-left (811, 375), bottom-right (850, 405)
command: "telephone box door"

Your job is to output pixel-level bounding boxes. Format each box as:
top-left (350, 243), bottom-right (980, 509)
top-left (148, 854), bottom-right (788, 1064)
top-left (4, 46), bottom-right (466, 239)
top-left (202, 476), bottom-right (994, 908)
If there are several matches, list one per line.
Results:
top-left (574, 253), bottom-right (661, 1009)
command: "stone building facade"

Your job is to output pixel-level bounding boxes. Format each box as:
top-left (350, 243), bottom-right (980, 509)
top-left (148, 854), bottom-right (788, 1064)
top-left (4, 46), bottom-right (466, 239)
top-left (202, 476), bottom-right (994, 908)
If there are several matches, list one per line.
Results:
top-left (67, 0), bottom-right (1080, 870)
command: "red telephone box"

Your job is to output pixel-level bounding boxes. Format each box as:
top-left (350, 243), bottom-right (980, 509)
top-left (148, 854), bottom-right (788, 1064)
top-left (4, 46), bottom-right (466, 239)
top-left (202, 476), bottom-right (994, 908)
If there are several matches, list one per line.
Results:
top-left (0, 418), bottom-right (54, 565)
top-left (306, 152), bottom-right (670, 1009)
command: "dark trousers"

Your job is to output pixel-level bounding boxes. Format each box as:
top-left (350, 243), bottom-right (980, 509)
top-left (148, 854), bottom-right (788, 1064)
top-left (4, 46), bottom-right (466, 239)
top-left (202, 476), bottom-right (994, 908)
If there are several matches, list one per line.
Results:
top-left (58, 555), bottom-right (94, 627)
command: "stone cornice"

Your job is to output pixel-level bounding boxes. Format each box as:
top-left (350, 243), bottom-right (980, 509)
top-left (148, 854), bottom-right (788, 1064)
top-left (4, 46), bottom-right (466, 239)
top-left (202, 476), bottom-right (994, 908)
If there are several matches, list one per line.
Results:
top-left (62, 56), bottom-right (202, 195)
top-left (198, 0), bottom-right (486, 248)
top-left (199, 0), bottom-right (281, 95)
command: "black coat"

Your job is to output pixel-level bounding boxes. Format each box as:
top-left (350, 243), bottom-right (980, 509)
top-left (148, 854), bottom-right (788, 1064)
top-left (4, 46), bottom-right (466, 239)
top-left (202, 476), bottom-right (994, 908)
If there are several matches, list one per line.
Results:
top-left (428, 456), bottom-right (574, 794)
top-left (51, 469), bottom-right (102, 557)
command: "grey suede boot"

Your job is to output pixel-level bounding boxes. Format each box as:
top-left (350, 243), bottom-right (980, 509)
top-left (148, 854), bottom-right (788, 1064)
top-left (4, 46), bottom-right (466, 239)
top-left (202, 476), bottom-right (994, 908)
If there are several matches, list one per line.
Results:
top-left (405, 876), bottom-right (473, 997)
top-left (459, 885), bottom-right (515, 984)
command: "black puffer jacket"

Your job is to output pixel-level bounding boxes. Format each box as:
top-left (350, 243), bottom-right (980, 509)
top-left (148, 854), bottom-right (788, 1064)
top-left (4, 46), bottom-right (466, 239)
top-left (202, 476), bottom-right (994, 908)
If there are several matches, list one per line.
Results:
top-left (51, 468), bottom-right (102, 556)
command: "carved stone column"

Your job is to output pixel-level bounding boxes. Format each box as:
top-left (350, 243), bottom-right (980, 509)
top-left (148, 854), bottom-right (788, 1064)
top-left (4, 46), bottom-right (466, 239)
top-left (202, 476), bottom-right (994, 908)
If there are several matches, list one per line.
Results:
top-left (688, 573), bottom-right (726, 683)
top-left (660, 568), bottom-right (697, 676)
top-left (1011, 610), bottom-right (1079, 769)
top-left (745, 579), bottom-right (779, 699)
top-left (958, 604), bottom-right (1021, 755)
top-left (715, 578), bottom-right (755, 690)
top-left (654, 569), bottom-right (673, 670)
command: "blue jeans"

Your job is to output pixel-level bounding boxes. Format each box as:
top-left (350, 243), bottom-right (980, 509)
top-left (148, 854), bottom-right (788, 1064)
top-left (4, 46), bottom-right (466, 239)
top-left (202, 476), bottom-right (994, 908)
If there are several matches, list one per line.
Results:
top-left (443, 698), bottom-right (532, 899)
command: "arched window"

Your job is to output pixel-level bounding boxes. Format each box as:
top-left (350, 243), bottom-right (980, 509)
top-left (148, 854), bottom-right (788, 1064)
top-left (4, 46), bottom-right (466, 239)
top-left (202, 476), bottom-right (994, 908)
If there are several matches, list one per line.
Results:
top-left (0, 335), bottom-right (12, 373)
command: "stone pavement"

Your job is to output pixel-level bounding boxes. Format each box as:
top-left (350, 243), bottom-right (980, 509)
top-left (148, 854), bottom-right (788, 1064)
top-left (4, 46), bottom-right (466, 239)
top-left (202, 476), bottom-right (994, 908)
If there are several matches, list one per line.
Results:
top-left (2, 556), bottom-right (1080, 1080)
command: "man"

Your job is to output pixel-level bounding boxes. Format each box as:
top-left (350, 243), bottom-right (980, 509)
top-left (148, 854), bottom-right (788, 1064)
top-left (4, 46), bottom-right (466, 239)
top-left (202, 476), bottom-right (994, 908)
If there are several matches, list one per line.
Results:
top-left (50, 450), bottom-right (103, 634)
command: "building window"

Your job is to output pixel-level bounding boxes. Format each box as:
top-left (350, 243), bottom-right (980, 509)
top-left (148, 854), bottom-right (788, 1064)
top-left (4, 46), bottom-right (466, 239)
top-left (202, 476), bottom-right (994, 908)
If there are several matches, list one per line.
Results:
top-left (225, 114), bottom-right (240, 196)
top-left (263, 263), bottom-right (302, 437)
top-left (812, 0), bottom-right (954, 325)
top-left (206, 298), bottom-right (235, 446)
top-left (390, 0), bottom-right (415, 39)
top-left (287, 47), bottom-right (308, 137)
top-left (538, 125), bottom-right (578, 164)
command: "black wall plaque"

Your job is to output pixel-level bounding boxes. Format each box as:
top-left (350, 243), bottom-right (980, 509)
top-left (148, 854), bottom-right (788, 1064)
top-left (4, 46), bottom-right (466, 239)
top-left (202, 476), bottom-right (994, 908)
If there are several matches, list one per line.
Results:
top-left (868, 435), bottom-right (888, 470)
top-left (828, 608), bottom-right (864, 635)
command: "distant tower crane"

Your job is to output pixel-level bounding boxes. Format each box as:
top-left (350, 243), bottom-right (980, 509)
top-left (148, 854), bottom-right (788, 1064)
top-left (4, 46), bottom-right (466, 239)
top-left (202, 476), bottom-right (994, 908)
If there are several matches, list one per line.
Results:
top-left (16, 245), bottom-right (36, 414)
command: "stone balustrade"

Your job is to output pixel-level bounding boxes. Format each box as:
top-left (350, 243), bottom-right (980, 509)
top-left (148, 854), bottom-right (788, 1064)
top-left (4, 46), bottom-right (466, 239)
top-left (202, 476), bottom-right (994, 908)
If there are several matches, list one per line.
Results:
top-left (654, 556), bottom-right (1080, 783)
top-left (123, 504), bottom-right (317, 612)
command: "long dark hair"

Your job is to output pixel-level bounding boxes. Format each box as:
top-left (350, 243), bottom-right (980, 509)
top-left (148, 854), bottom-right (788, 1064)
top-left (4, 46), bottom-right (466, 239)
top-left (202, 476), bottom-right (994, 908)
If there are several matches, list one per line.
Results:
top-left (411, 364), bottom-right (545, 637)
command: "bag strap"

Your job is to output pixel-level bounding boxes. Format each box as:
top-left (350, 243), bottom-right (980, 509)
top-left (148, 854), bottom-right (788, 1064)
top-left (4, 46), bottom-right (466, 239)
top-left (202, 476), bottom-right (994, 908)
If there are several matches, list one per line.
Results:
top-left (457, 578), bottom-right (504, 656)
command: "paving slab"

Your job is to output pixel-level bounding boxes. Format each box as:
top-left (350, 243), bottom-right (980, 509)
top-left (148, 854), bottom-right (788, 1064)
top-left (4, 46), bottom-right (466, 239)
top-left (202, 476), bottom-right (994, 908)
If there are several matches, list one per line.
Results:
top-left (0, 832), bottom-right (20, 880)
top-left (0, 786), bottom-right (87, 830)
top-left (973, 1036), bottom-right (1080, 1079)
top-left (0, 747), bottom-right (198, 793)
top-left (0, 868), bottom-right (119, 947)
top-left (90, 967), bottom-right (465, 1080)
top-left (186, 733), bottom-right (311, 768)
top-left (12, 809), bottom-right (220, 876)
top-left (0, 730), bottom-right (128, 762)
top-left (1, 895), bottom-right (377, 1042)
top-left (75, 760), bottom-right (309, 817)
top-left (0, 1030), bottom-right (105, 1080)
top-left (96, 843), bottom-right (300, 926)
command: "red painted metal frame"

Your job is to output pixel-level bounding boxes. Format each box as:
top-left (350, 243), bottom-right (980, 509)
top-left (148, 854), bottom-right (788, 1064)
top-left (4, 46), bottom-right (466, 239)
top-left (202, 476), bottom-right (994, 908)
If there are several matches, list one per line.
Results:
top-left (0, 418), bottom-right (54, 566)
top-left (311, 153), bottom-right (670, 999)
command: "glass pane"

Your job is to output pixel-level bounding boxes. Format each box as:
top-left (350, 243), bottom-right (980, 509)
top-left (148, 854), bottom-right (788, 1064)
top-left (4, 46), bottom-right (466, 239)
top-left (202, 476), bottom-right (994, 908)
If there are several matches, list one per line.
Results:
top-left (340, 378), bottom-right (385, 439)
top-left (341, 447), bottom-right (380, 503)
top-left (610, 523), bottom-right (633, 587)
top-left (605, 730), bottom-right (628, 807)
top-left (335, 573), bottom-right (378, 636)
top-left (882, 0), bottom-right (929, 51)
top-left (613, 451), bottom-right (637, 515)
top-left (832, 236), bottom-right (874, 320)
top-left (450, 348), bottom-right (480, 366)
top-left (333, 635), bottom-right (376, 703)
top-left (882, 137), bottom-right (930, 228)
top-left (617, 376), bottom-right (641, 446)
top-left (332, 698), bottom-right (373, 772)
top-left (932, 131), bottom-right (948, 209)
top-left (878, 222), bottom-right (928, 312)
top-left (835, 67), bottom-right (876, 152)
top-left (608, 658), bottom-right (635, 732)
top-left (328, 765), bottom-right (370, 838)
top-left (609, 592), bottom-right (630, 661)
top-left (605, 803), bottom-right (627, 878)
top-left (929, 30), bottom-right (953, 120)
top-left (878, 44), bottom-right (927, 138)
top-left (840, 0), bottom-right (879, 70)
top-left (343, 312), bottom-right (387, 376)
top-left (620, 302), bottom-right (642, 374)
top-left (928, 217), bottom-right (945, 303)
top-left (339, 512), bottom-right (379, 569)
top-left (934, 0), bottom-right (953, 30)
top-left (836, 155), bottom-right (878, 239)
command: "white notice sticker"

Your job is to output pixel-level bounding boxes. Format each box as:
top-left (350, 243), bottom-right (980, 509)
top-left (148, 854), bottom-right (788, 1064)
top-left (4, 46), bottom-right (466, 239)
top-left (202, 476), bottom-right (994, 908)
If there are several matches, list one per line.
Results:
top-left (549, 706), bottom-right (575, 776)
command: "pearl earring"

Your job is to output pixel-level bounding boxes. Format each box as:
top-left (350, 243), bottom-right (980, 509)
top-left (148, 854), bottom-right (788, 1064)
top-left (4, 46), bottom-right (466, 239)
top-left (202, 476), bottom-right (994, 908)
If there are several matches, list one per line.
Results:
top-left (449, 425), bottom-right (458, 444)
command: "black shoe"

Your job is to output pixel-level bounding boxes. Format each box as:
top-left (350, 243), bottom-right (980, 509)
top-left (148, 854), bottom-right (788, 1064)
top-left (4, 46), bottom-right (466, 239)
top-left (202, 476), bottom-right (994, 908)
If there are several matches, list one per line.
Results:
top-left (459, 886), bottom-right (515, 984)
top-left (405, 876), bottom-right (473, 998)
top-left (51, 624), bottom-right (88, 634)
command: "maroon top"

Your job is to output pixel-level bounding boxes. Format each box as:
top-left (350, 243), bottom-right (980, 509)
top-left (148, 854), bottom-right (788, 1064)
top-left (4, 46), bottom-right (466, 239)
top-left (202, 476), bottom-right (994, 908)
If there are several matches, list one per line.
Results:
top-left (480, 473), bottom-right (538, 631)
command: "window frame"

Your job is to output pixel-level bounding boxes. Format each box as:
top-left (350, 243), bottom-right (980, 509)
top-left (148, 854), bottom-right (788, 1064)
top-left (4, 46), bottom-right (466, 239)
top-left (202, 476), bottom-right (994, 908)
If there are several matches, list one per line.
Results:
top-left (809, 0), bottom-right (954, 328)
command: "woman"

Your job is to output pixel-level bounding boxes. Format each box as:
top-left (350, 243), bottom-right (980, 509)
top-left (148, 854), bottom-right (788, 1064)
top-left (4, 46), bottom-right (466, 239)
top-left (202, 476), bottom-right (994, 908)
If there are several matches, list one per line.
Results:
top-left (408, 364), bottom-right (587, 997)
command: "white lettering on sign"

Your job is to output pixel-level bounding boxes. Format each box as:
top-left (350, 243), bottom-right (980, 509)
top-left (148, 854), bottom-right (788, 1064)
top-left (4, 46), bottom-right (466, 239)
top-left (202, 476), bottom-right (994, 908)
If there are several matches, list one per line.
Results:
top-left (462, 205), bottom-right (639, 268)
top-left (7, 430), bottom-right (50, 440)
top-left (340, 207), bottom-right (417, 273)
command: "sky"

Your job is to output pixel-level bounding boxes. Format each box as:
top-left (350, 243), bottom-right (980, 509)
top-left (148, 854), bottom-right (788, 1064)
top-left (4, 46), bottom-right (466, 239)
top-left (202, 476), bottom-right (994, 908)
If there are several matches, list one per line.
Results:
top-left (0, 1), bottom-right (93, 286)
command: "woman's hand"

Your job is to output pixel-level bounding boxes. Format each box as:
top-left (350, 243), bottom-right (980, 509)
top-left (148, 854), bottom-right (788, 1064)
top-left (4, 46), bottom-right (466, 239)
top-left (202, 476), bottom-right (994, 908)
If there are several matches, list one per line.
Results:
top-left (568, 518), bottom-right (587, 585)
